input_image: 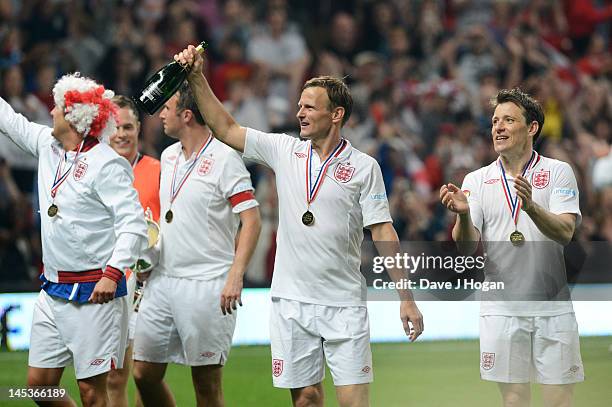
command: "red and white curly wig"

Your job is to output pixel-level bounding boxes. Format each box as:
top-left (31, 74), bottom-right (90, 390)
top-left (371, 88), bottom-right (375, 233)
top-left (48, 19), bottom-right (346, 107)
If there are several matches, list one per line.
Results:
top-left (52, 73), bottom-right (118, 143)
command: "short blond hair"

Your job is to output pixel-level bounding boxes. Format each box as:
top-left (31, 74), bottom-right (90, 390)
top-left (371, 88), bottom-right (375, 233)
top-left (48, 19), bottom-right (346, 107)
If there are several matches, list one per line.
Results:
top-left (303, 76), bottom-right (353, 126)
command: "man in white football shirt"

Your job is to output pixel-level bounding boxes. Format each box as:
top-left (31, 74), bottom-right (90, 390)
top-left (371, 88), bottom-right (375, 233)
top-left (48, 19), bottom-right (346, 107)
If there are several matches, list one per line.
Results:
top-left (0, 73), bottom-right (148, 406)
top-left (132, 83), bottom-right (261, 407)
top-left (176, 45), bottom-right (423, 407)
top-left (440, 88), bottom-right (583, 407)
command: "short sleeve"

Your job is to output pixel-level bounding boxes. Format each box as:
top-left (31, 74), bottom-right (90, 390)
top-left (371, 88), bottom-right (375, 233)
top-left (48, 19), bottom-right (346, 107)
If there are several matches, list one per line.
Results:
top-left (219, 150), bottom-right (259, 214)
top-left (360, 159), bottom-right (393, 228)
top-left (243, 128), bottom-right (295, 171)
top-left (549, 162), bottom-right (582, 226)
top-left (461, 172), bottom-right (484, 233)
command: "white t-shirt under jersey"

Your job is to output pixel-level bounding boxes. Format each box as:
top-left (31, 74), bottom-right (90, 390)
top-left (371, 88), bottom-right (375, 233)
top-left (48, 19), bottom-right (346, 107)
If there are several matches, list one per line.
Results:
top-left (462, 152), bottom-right (581, 316)
top-left (244, 128), bottom-right (392, 306)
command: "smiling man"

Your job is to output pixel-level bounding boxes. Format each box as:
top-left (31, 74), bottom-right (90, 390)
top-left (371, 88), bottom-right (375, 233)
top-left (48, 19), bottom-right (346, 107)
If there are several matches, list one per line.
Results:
top-left (440, 88), bottom-right (583, 407)
top-left (175, 45), bottom-right (423, 407)
top-left (110, 95), bottom-right (161, 221)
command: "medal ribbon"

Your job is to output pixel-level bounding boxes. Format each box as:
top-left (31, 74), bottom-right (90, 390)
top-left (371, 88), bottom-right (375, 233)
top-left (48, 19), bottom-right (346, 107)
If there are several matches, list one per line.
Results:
top-left (50, 139), bottom-right (86, 199)
top-left (170, 134), bottom-right (213, 204)
top-left (498, 151), bottom-right (539, 226)
top-left (305, 139), bottom-right (347, 206)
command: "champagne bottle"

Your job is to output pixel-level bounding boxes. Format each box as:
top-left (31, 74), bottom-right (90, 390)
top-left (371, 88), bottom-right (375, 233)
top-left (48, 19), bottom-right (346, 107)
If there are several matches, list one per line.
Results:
top-left (134, 41), bottom-right (208, 115)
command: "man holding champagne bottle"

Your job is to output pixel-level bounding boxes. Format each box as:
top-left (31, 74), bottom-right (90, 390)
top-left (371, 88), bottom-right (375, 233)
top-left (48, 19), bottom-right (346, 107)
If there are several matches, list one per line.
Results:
top-left (132, 83), bottom-right (261, 407)
top-left (174, 45), bottom-right (424, 407)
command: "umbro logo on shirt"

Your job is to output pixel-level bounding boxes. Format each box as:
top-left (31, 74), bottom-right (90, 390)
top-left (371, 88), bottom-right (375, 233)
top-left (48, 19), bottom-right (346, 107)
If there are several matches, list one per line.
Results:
top-left (294, 152), bottom-right (307, 158)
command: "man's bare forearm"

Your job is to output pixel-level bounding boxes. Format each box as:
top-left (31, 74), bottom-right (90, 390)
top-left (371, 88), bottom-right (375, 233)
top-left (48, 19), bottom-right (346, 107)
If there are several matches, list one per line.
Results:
top-left (231, 207), bottom-right (262, 276)
top-left (452, 213), bottom-right (480, 254)
top-left (188, 72), bottom-right (245, 152)
top-left (523, 204), bottom-right (575, 245)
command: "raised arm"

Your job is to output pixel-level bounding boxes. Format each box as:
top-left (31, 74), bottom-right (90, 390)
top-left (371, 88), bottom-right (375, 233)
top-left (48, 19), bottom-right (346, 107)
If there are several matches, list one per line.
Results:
top-left (176, 45), bottom-right (247, 152)
top-left (0, 96), bottom-right (51, 158)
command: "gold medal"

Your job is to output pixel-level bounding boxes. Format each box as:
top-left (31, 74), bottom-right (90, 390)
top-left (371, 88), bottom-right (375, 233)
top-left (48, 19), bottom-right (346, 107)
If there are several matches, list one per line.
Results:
top-left (303, 140), bottom-right (346, 228)
top-left (302, 211), bottom-right (314, 226)
top-left (510, 230), bottom-right (525, 246)
top-left (47, 204), bottom-right (58, 217)
top-left (165, 209), bottom-right (174, 223)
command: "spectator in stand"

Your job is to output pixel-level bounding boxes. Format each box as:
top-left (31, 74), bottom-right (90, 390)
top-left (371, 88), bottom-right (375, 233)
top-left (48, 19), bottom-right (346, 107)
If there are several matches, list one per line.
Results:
top-left (247, 2), bottom-right (310, 129)
top-left (0, 157), bottom-right (31, 285)
top-left (564, 0), bottom-right (612, 57)
top-left (212, 0), bottom-right (255, 52)
top-left (315, 11), bottom-right (361, 81)
top-left (61, 14), bottom-right (105, 77)
top-left (2, 65), bottom-right (51, 126)
top-left (224, 79), bottom-right (270, 133)
top-left (33, 65), bottom-right (57, 113)
top-left (211, 36), bottom-right (253, 102)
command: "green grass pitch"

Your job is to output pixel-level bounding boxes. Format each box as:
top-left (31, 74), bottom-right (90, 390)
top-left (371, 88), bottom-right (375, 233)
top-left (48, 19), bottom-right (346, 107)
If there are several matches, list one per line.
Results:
top-left (1, 337), bottom-right (610, 406)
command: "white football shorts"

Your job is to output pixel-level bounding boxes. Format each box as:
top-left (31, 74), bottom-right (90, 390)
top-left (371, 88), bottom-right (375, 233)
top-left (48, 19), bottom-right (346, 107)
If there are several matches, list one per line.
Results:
top-left (133, 273), bottom-right (237, 366)
top-left (479, 314), bottom-right (584, 384)
top-left (270, 297), bottom-right (373, 388)
top-left (28, 290), bottom-right (129, 380)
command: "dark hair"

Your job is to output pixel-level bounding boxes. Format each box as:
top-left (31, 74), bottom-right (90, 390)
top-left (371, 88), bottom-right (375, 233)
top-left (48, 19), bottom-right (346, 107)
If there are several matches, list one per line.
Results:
top-left (302, 76), bottom-right (353, 126)
top-left (491, 88), bottom-right (545, 142)
top-left (112, 95), bottom-right (140, 122)
top-left (176, 82), bottom-right (205, 126)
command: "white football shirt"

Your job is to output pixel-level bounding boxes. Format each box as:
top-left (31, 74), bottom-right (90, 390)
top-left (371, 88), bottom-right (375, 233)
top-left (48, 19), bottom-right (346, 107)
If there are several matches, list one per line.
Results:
top-left (157, 137), bottom-right (258, 280)
top-left (0, 96), bottom-right (147, 282)
top-left (462, 152), bottom-right (581, 316)
top-left (244, 128), bottom-right (392, 306)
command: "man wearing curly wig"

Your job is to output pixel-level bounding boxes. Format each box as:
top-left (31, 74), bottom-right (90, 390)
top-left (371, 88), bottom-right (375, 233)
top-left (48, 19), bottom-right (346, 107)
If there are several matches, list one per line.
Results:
top-left (0, 73), bottom-right (147, 406)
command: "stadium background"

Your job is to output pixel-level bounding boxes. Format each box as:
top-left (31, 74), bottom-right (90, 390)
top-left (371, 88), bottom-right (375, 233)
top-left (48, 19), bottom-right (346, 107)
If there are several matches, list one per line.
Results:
top-left (0, 0), bottom-right (611, 405)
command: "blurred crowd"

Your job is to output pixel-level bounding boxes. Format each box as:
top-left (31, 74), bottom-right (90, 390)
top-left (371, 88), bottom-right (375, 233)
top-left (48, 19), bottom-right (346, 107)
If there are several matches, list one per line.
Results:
top-left (0, 0), bottom-right (611, 288)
